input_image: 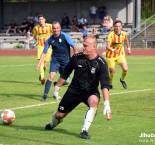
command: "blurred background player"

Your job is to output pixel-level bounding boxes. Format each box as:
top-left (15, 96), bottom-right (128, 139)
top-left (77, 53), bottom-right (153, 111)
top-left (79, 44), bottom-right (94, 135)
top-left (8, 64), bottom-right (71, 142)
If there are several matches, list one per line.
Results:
top-left (30, 14), bottom-right (53, 85)
top-left (35, 21), bottom-right (78, 102)
top-left (106, 20), bottom-right (131, 89)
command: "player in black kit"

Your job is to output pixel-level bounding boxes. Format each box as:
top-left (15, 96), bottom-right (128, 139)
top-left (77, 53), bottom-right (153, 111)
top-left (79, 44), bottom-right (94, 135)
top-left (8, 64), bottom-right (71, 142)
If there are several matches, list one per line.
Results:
top-left (45, 36), bottom-right (112, 139)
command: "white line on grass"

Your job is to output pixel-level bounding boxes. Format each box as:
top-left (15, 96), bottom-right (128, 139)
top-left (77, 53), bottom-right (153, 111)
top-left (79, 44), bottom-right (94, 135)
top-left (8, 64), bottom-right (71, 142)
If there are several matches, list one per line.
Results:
top-left (0, 88), bottom-right (154, 112)
top-left (110, 89), bottom-right (153, 96)
top-left (0, 64), bottom-right (35, 67)
top-left (0, 101), bottom-right (57, 112)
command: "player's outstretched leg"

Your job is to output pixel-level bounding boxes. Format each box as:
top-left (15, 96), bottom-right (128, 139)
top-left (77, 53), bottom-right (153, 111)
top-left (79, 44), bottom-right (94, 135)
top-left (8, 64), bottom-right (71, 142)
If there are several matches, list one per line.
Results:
top-left (45, 112), bottom-right (63, 130)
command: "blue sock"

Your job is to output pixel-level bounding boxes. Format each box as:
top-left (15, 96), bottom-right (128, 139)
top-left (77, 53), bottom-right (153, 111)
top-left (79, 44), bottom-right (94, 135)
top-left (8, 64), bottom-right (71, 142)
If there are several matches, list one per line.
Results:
top-left (42, 80), bottom-right (52, 99)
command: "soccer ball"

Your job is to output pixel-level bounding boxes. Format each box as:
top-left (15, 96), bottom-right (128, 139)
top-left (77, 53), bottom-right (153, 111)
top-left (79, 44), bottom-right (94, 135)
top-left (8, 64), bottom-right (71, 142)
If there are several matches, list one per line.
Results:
top-left (1, 109), bottom-right (16, 125)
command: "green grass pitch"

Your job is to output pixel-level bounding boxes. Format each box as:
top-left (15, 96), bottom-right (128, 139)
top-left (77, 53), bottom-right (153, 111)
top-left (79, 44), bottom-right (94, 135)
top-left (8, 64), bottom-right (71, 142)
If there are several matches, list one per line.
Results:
top-left (0, 56), bottom-right (155, 145)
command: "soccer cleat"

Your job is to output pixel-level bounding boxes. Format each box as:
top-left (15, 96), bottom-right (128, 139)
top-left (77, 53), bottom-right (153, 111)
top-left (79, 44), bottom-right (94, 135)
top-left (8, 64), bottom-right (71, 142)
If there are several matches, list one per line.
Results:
top-left (80, 130), bottom-right (90, 139)
top-left (39, 75), bottom-right (41, 81)
top-left (45, 123), bottom-right (54, 130)
top-left (41, 79), bottom-right (46, 85)
top-left (120, 78), bottom-right (127, 89)
top-left (53, 81), bottom-right (57, 86)
top-left (109, 85), bottom-right (113, 89)
top-left (41, 98), bottom-right (46, 102)
top-left (45, 118), bottom-right (63, 130)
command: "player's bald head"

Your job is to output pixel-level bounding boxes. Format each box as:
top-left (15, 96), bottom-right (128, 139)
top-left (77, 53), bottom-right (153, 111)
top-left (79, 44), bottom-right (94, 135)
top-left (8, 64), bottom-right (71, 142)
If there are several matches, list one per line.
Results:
top-left (52, 21), bottom-right (61, 27)
top-left (83, 36), bottom-right (98, 47)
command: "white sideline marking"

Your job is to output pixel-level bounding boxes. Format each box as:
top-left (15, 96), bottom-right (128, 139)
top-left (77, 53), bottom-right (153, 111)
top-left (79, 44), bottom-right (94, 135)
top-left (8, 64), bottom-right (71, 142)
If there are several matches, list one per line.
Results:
top-left (0, 64), bottom-right (35, 67)
top-left (0, 102), bottom-right (57, 112)
top-left (110, 89), bottom-right (153, 96)
top-left (0, 89), bottom-right (154, 112)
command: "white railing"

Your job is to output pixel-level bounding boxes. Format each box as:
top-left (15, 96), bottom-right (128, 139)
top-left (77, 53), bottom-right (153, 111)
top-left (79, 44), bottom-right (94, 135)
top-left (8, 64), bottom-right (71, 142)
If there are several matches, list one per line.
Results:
top-left (129, 14), bottom-right (155, 49)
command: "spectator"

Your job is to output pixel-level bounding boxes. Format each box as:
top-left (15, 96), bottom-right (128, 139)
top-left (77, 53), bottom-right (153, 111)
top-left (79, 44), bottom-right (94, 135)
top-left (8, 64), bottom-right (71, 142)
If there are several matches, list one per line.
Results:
top-left (28, 20), bottom-right (34, 31)
top-left (89, 3), bottom-right (97, 24)
top-left (27, 13), bottom-right (34, 23)
top-left (107, 15), bottom-right (113, 29)
top-left (80, 24), bottom-right (89, 40)
top-left (77, 15), bottom-right (88, 29)
top-left (91, 26), bottom-right (99, 38)
top-left (6, 20), bottom-right (17, 35)
top-left (71, 16), bottom-right (79, 32)
top-left (100, 17), bottom-right (111, 34)
top-left (19, 19), bottom-right (29, 35)
top-left (61, 13), bottom-right (70, 29)
top-left (25, 28), bottom-right (33, 49)
top-left (34, 12), bottom-right (39, 26)
top-left (98, 5), bottom-right (107, 21)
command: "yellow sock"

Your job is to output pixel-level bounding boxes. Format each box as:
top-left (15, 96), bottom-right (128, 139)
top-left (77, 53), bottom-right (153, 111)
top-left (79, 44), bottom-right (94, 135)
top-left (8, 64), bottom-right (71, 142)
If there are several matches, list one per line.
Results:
top-left (121, 71), bottom-right (128, 80)
top-left (110, 73), bottom-right (114, 85)
top-left (40, 63), bottom-right (45, 80)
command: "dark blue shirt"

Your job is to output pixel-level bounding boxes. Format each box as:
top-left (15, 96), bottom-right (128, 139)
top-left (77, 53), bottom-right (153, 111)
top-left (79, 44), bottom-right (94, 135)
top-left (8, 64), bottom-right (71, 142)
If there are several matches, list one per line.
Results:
top-left (43, 31), bottom-right (75, 60)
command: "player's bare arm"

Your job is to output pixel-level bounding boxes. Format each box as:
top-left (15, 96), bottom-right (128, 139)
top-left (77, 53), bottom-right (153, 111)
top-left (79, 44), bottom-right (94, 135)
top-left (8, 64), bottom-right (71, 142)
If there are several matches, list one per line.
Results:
top-left (35, 53), bottom-right (46, 70)
top-left (124, 38), bottom-right (132, 55)
top-left (73, 45), bottom-right (78, 54)
top-left (106, 41), bottom-right (118, 54)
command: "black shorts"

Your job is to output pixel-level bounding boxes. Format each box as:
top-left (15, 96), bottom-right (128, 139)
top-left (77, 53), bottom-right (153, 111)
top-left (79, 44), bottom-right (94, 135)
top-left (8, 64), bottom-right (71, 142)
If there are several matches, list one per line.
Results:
top-left (58, 89), bottom-right (100, 113)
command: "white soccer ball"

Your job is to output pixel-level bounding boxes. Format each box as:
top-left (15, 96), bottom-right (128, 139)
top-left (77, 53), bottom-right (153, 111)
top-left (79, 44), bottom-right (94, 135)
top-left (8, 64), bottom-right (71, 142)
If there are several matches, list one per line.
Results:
top-left (1, 109), bottom-right (16, 125)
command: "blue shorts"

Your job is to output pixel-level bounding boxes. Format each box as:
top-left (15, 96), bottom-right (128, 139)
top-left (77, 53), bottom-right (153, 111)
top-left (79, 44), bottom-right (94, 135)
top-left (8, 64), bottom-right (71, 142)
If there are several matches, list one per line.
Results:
top-left (50, 57), bottom-right (69, 74)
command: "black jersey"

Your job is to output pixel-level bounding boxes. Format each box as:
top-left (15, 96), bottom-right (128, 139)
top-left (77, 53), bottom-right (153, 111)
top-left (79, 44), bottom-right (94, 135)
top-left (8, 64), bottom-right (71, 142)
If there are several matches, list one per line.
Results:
top-left (61, 52), bottom-right (110, 93)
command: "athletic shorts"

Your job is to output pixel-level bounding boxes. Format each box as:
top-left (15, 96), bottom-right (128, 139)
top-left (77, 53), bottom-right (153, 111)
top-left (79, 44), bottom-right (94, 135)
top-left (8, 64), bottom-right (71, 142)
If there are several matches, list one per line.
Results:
top-left (106, 55), bottom-right (127, 68)
top-left (50, 57), bottom-right (69, 73)
top-left (58, 89), bottom-right (100, 113)
top-left (37, 45), bottom-right (52, 62)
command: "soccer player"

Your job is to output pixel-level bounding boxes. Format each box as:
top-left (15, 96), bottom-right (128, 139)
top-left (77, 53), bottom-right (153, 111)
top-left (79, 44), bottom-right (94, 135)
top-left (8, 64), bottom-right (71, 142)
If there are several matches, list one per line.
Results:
top-left (106, 20), bottom-right (131, 89)
top-left (45, 36), bottom-right (112, 139)
top-left (35, 21), bottom-right (78, 102)
top-left (32, 14), bottom-right (53, 85)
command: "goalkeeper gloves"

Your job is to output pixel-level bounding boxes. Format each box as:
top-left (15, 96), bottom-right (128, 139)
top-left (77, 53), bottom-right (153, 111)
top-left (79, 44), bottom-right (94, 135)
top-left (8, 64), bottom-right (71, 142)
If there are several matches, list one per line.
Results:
top-left (103, 100), bottom-right (112, 120)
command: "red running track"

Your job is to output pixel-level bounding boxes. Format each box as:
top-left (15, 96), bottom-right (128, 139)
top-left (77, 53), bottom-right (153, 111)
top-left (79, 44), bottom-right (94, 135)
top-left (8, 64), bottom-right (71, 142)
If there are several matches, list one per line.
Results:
top-left (0, 49), bottom-right (155, 56)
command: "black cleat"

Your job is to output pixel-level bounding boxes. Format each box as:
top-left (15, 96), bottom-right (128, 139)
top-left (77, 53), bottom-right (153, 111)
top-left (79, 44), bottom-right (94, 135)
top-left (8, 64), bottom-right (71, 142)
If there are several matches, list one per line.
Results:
top-left (41, 98), bottom-right (46, 102)
top-left (80, 130), bottom-right (90, 139)
top-left (39, 75), bottom-right (41, 81)
top-left (120, 78), bottom-right (127, 89)
top-left (45, 123), bottom-right (54, 130)
top-left (109, 85), bottom-right (113, 89)
top-left (53, 81), bottom-right (57, 86)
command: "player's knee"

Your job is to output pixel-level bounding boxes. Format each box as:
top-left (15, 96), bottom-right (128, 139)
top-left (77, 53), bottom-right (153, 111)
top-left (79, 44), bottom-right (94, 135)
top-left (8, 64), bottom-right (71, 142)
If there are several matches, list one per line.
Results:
top-left (123, 68), bottom-right (128, 72)
top-left (88, 95), bottom-right (99, 108)
top-left (48, 74), bottom-right (55, 81)
top-left (110, 68), bottom-right (115, 74)
top-left (55, 111), bottom-right (67, 119)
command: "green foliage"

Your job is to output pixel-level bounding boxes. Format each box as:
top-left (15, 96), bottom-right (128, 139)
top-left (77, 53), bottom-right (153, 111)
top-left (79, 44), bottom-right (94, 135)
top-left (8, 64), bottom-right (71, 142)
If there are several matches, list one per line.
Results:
top-left (141, 0), bottom-right (155, 19)
top-left (14, 43), bottom-right (24, 49)
top-left (0, 56), bottom-right (155, 145)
